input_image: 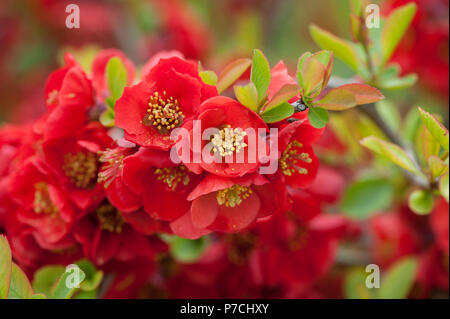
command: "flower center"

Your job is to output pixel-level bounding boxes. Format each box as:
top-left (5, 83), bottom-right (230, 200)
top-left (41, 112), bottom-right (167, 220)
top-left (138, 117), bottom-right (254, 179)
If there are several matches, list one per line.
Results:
top-left (98, 147), bottom-right (134, 188)
top-left (144, 91), bottom-right (184, 134)
top-left (211, 125), bottom-right (247, 157)
top-left (34, 182), bottom-right (58, 215)
top-left (96, 203), bottom-right (124, 233)
top-left (154, 165), bottom-right (190, 191)
top-left (279, 140), bottom-right (312, 176)
top-left (63, 151), bottom-right (98, 189)
top-left (216, 184), bottom-right (253, 207)
top-left (46, 89), bottom-right (59, 105)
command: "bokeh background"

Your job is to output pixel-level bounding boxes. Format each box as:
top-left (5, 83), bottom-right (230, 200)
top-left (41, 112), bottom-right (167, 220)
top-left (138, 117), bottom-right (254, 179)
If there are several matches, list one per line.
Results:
top-left (1, 0), bottom-right (448, 123)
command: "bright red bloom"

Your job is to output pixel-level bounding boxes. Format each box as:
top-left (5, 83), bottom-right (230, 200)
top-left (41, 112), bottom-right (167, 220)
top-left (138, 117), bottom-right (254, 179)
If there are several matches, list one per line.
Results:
top-left (8, 157), bottom-right (77, 247)
top-left (277, 118), bottom-right (324, 188)
top-left (115, 57), bottom-right (217, 150)
top-left (122, 147), bottom-right (201, 222)
top-left (43, 54), bottom-right (94, 141)
top-left (42, 122), bottom-right (114, 210)
top-left (181, 96), bottom-right (269, 177)
top-left (170, 173), bottom-right (276, 238)
top-left (430, 198), bottom-right (449, 255)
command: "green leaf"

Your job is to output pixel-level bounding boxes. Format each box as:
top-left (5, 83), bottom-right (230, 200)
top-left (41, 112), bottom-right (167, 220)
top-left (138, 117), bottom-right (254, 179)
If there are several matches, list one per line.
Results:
top-left (314, 88), bottom-right (356, 110)
top-left (73, 289), bottom-right (98, 299)
top-left (345, 267), bottom-right (374, 299)
top-left (408, 189), bottom-right (434, 215)
top-left (309, 24), bottom-right (360, 72)
top-left (106, 57), bottom-right (128, 104)
top-left (263, 84), bottom-right (301, 112)
top-left (296, 52), bottom-right (313, 89)
top-left (100, 109), bottom-right (115, 128)
top-left (381, 3), bottom-right (417, 64)
top-left (217, 58), bottom-right (252, 94)
top-left (234, 82), bottom-right (259, 111)
top-left (360, 136), bottom-right (420, 174)
top-left (261, 102), bottom-right (294, 123)
top-left (428, 156), bottom-right (449, 179)
top-left (416, 124), bottom-right (441, 164)
top-left (308, 106), bottom-right (329, 129)
top-left (418, 107), bottom-right (449, 152)
top-left (7, 263), bottom-right (33, 299)
top-left (32, 266), bottom-right (65, 297)
top-left (199, 70), bottom-right (218, 86)
top-left (0, 235), bottom-right (12, 299)
top-left (30, 293), bottom-right (47, 299)
top-left (170, 236), bottom-right (209, 263)
top-left (251, 49), bottom-right (271, 101)
top-left (51, 265), bottom-right (86, 299)
top-left (377, 73), bottom-right (418, 90)
top-left (300, 56), bottom-right (326, 96)
top-left (376, 100), bottom-right (401, 132)
top-left (341, 179), bottom-right (394, 219)
top-left (377, 256), bottom-right (418, 299)
top-left (75, 259), bottom-right (103, 292)
top-left (439, 173), bottom-right (449, 202)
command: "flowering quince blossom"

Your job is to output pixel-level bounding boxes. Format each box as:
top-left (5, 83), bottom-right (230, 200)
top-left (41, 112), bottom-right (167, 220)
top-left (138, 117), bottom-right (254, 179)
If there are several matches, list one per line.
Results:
top-left (115, 57), bottom-right (217, 150)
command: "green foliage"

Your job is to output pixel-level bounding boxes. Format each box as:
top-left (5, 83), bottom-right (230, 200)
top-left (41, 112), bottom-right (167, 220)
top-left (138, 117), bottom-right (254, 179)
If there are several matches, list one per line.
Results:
top-left (51, 266), bottom-right (86, 299)
top-left (261, 102), bottom-right (294, 123)
top-left (377, 256), bottom-right (418, 299)
top-left (408, 189), bottom-right (434, 215)
top-left (0, 235), bottom-right (12, 299)
top-left (418, 107), bottom-right (449, 152)
top-left (308, 106), bottom-right (329, 128)
top-left (199, 70), bottom-right (218, 86)
top-left (344, 267), bottom-right (374, 299)
top-left (340, 178), bottom-right (394, 219)
top-left (106, 57), bottom-right (128, 104)
top-left (162, 235), bottom-right (209, 264)
top-left (439, 173), bottom-right (449, 202)
top-left (217, 58), bottom-right (252, 94)
top-left (32, 266), bottom-right (65, 297)
top-left (234, 82), bottom-right (259, 111)
top-left (250, 49), bottom-right (271, 102)
top-left (7, 264), bottom-right (33, 299)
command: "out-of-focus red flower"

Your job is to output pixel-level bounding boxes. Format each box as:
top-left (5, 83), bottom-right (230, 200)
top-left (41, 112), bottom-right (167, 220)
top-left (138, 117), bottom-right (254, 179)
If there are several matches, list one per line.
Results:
top-left (42, 122), bottom-right (113, 210)
top-left (115, 57), bottom-right (217, 150)
top-left (430, 198), bottom-right (449, 255)
top-left (171, 173), bottom-right (276, 238)
top-left (8, 157), bottom-right (77, 248)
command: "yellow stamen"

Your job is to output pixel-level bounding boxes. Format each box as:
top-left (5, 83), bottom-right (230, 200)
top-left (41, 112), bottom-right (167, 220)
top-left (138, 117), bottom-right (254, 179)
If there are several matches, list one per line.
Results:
top-left (63, 152), bottom-right (98, 189)
top-left (96, 203), bottom-right (124, 233)
top-left (211, 125), bottom-right (247, 157)
top-left (216, 184), bottom-right (252, 207)
top-left (280, 140), bottom-right (311, 176)
top-left (34, 182), bottom-right (58, 216)
top-left (144, 91), bottom-right (183, 134)
top-left (154, 165), bottom-right (190, 191)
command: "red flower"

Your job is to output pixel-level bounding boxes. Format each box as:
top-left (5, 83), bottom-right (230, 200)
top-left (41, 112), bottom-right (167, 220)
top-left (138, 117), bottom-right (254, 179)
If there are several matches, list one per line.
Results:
top-left (8, 157), bottom-right (77, 247)
top-left (43, 54), bottom-right (94, 141)
top-left (277, 118), bottom-right (324, 188)
top-left (181, 96), bottom-right (269, 177)
top-left (122, 147), bottom-right (201, 222)
top-left (430, 198), bottom-right (449, 255)
top-left (73, 201), bottom-right (162, 266)
top-left (115, 57), bottom-right (217, 150)
top-left (42, 122), bottom-right (114, 210)
top-left (170, 173), bottom-right (276, 238)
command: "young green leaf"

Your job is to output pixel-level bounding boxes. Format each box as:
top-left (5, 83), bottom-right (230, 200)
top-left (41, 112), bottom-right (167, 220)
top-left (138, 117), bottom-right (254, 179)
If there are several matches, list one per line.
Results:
top-left (32, 266), bottom-right (65, 297)
top-left (340, 179), bottom-right (394, 220)
top-left (0, 235), bottom-right (12, 299)
top-left (263, 84), bottom-right (301, 112)
top-left (308, 106), bottom-right (329, 128)
top-left (377, 73), bottom-right (418, 90)
top-left (217, 58), bottom-right (252, 94)
top-left (416, 124), bottom-right (441, 164)
top-left (377, 256), bottom-right (418, 299)
top-left (309, 24), bottom-right (360, 72)
top-left (345, 267), bottom-right (375, 299)
top-left (106, 57), bottom-right (128, 104)
top-left (313, 88), bottom-right (357, 110)
top-left (439, 173), bottom-right (449, 202)
top-left (297, 52), bottom-right (313, 88)
top-left (418, 107), bottom-right (449, 152)
top-left (51, 266), bottom-right (86, 299)
top-left (408, 189), bottom-right (434, 215)
top-left (360, 136), bottom-right (420, 174)
top-left (234, 82), bottom-right (259, 111)
top-left (199, 70), bottom-right (218, 86)
top-left (301, 56), bottom-right (326, 96)
top-left (7, 263), bottom-right (33, 299)
top-left (251, 49), bottom-right (271, 101)
top-left (261, 102), bottom-right (294, 123)
top-left (331, 84), bottom-right (384, 105)
top-left (428, 155), bottom-right (449, 179)
top-left (381, 3), bottom-right (417, 64)
top-left (170, 236), bottom-right (209, 263)
top-left (99, 109), bottom-right (115, 128)
top-left (76, 259), bottom-right (104, 292)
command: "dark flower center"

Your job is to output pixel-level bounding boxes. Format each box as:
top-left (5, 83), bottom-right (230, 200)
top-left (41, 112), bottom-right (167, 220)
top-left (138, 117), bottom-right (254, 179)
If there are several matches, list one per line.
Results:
top-left (63, 151), bottom-right (98, 189)
top-left (279, 140), bottom-right (312, 176)
top-left (216, 184), bottom-right (252, 207)
top-left (96, 203), bottom-right (124, 233)
top-left (34, 182), bottom-right (58, 215)
top-left (154, 165), bottom-right (190, 191)
top-left (144, 91), bottom-right (184, 134)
